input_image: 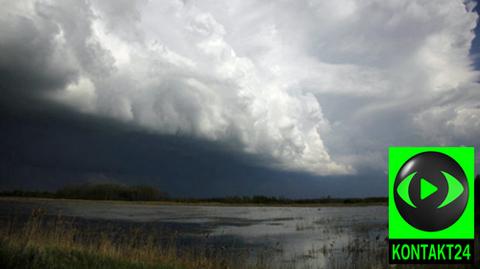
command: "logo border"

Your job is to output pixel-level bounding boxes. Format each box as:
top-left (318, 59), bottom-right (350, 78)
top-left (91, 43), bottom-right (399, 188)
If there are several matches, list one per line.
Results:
top-left (388, 147), bottom-right (474, 239)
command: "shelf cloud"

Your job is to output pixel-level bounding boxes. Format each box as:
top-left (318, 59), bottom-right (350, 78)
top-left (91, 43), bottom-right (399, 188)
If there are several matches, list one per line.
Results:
top-left (1, 0), bottom-right (479, 180)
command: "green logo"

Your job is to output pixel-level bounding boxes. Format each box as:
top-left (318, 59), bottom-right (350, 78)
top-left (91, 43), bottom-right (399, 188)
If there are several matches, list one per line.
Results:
top-left (397, 171), bottom-right (464, 209)
top-left (389, 147), bottom-right (474, 239)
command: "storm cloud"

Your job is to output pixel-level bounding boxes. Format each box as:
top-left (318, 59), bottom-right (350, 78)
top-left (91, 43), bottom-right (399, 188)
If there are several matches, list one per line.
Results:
top-left (0, 0), bottom-right (479, 195)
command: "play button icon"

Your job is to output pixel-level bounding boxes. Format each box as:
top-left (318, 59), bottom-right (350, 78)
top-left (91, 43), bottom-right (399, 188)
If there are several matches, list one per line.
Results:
top-left (393, 151), bottom-right (469, 231)
top-left (420, 178), bottom-right (438, 200)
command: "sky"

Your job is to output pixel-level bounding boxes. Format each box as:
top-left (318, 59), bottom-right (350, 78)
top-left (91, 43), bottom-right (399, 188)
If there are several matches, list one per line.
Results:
top-left (0, 0), bottom-right (479, 198)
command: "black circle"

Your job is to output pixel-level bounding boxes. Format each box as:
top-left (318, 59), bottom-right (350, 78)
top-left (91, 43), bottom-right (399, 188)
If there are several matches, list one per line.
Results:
top-left (394, 151), bottom-right (468, 231)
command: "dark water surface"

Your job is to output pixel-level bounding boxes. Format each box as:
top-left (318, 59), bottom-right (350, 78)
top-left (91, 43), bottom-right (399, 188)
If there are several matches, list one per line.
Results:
top-left (0, 198), bottom-right (389, 268)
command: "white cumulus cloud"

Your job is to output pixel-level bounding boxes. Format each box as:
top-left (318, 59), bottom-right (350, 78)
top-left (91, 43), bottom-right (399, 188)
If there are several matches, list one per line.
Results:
top-left (1, 0), bottom-right (478, 175)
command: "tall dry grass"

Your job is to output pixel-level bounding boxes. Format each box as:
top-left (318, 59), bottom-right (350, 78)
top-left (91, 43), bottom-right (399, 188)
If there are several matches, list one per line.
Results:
top-left (0, 208), bottom-right (271, 269)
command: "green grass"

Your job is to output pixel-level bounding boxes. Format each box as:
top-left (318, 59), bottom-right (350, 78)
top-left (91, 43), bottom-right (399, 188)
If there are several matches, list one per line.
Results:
top-left (0, 242), bottom-right (175, 269)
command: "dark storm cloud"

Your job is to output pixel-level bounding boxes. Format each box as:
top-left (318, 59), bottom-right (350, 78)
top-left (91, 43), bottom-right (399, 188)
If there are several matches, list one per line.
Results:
top-left (0, 11), bottom-right (76, 96)
top-left (2, 0), bottom-right (353, 175)
top-left (0, 102), bottom-right (384, 197)
top-left (0, 0), bottom-right (479, 197)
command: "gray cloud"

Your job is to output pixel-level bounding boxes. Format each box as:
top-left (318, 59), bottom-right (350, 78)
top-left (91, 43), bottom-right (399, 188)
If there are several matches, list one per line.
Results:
top-left (0, 0), bottom-right (479, 178)
top-left (0, 103), bottom-right (385, 197)
top-left (0, 5), bottom-right (75, 94)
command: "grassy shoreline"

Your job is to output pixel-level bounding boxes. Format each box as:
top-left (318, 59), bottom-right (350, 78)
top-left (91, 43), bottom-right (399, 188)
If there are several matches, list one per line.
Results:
top-left (0, 208), bottom-right (264, 269)
top-left (0, 196), bottom-right (387, 207)
top-left (0, 241), bottom-right (175, 269)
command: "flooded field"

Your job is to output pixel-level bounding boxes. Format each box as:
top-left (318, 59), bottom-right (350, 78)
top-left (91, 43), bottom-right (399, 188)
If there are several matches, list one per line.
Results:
top-left (0, 198), bottom-right (389, 268)
top-left (0, 199), bottom-right (387, 268)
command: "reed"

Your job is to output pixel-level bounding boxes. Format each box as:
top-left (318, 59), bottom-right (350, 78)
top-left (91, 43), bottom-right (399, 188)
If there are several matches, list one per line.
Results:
top-left (0, 208), bottom-right (268, 269)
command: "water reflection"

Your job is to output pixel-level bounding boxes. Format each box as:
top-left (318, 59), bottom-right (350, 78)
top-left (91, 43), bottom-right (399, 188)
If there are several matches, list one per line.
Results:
top-left (0, 198), bottom-right (388, 268)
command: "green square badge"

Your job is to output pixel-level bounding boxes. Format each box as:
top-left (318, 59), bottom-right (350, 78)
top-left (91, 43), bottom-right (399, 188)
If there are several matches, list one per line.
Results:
top-left (389, 147), bottom-right (474, 239)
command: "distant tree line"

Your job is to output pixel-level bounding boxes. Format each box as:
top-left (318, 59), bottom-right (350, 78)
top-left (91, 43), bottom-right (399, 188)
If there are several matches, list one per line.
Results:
top-left (33, 174), bottom-right (480, 204)
top-left (0, 183), bottom-right (168, 201)
top-left (0, 184), bottom-right (387, 204)
top-left (5, 175), bottom-right (480, 204)
top-left (175, 195), bottom-right (387, 204)
top-left (3, 176), bottom-right (479, 203)
top-left (4, 174), bottom-right (480, 204)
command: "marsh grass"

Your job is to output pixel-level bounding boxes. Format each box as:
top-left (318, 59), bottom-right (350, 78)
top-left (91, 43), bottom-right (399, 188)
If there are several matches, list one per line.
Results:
top-left (0, 208), bottom-right (271, 269)
top-left (2, 207), bottom-right (469, 269)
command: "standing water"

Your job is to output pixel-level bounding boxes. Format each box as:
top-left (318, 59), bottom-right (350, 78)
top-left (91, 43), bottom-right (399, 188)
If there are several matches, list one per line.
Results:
top-left (0, 198), bottom-right (388, 268)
